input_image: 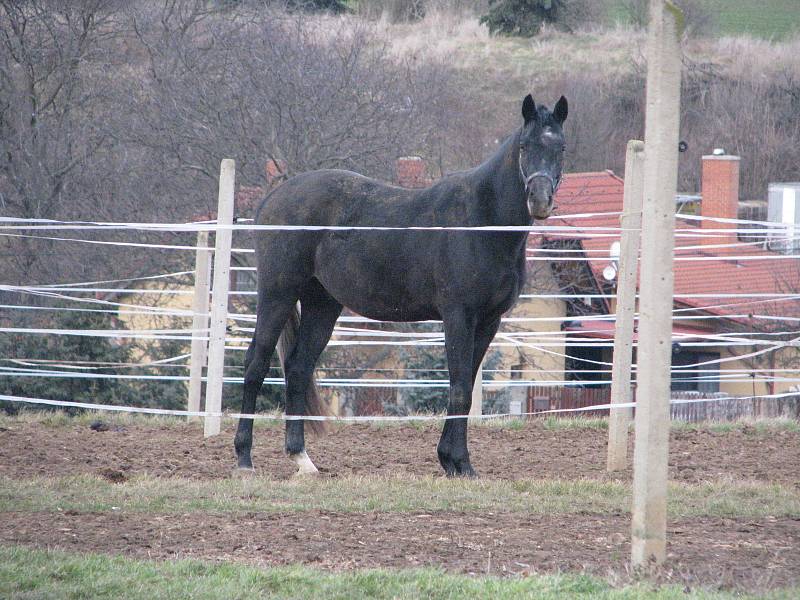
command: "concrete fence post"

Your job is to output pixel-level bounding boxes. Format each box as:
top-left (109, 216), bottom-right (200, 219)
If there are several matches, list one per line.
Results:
top-left (187, 230), bottom-right (211, 420)
top-left (607, 140), bottom-right (645, 471)
top-left (204, 159), bottom-right (235, 437)
top-left (631, 1), bottom-right (683, 567)
top-left (470, 358), bottom-right (484, 417)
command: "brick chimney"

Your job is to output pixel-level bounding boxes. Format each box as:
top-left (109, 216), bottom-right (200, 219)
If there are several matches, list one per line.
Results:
top-left (265, 158), bottom-right (288, 187)
top-left (395, 156), bottom-right (429, 188)
top-left (700, 153), bottom-right (740, 250)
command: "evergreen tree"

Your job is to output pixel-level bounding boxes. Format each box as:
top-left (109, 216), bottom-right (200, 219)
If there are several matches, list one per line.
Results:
top-left (286, 0), bottom-right (348, 13)
top-left (481, 0), bottom-right (598, 36)
top-left (0, 311), bottom-right (186, 414)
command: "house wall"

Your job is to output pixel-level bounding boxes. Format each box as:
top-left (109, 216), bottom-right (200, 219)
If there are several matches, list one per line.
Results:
top-left (489, 262), bottom-right (566, 384)
top-left (717, 348), bottom-right (771, 397)
top-left (718, 345), bottom-right (800, 396)
top-left (115, 282), bottom-right (195, 362)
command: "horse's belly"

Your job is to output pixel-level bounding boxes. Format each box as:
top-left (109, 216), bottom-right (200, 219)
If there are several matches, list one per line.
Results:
top-left (338, 299), bottom-right (438, 323)
top-left (318, 277), bottom-right (439, 322)
top-left (314, 238), bottom-right (438, 322)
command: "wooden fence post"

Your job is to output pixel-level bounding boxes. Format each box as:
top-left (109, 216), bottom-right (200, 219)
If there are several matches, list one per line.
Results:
top-left (631, 1), bottom-right (683, 567)
top-left (204, 159), bottom-right (235, 437)
top-left (187, 231), bottom-right (211, 419)
top-left (607, 140), bottom-right (645, 471)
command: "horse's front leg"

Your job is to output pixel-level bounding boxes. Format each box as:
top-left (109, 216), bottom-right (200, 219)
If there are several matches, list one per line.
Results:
top-left (438, 307), bottom-right (478, 477)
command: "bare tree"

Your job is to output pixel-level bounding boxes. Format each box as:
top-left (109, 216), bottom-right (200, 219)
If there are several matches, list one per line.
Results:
top-left (0, 0), bottom-right (126, 282)
top-left (124, 5), bottom-right (459, 197)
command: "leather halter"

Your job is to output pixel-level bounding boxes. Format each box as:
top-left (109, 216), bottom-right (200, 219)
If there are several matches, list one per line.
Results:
top-left (518, 149), bottom-right (561, 196)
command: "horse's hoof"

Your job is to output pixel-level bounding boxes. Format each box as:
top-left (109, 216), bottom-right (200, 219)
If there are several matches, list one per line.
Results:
top-left (290, 451), bottom-right (319, 476)
top-left (292, 469), bottom-right (319, 479)
top-left (445, 468), bottom-right (478, 479)
top-left (233, 466), bottom-right (256, 478)
top-left (458, 464), bottom-right (478, 478)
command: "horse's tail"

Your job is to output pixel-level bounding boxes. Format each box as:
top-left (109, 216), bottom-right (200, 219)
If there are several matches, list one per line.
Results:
top-left (276, 304), bottom-right (330, 434)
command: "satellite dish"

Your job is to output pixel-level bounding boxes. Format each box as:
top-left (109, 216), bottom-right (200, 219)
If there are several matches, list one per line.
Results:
top-left (602, 264), bottom-right (617, 281)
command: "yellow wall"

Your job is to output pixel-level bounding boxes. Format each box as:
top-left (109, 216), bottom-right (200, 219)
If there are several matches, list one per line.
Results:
top-left (490, 262), bottom-right (566, 383)
top-left (718, 345), bottom-right (800, 396)
top-left (115, 281), bottom-right (195, 363)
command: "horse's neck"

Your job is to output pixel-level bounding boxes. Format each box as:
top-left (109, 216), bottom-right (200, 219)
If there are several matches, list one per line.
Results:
top-left (472, 129), bottom-right (529, 229)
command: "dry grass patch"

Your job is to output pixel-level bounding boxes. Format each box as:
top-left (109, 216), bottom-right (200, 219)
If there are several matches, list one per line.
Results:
top-left (2, 474), bottom-right (798, 519)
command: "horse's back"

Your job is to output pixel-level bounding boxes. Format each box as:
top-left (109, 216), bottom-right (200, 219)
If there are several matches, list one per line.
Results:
top-left (255, 168), bottom-right (480, 229)
top-left (255, 169), bottom-right (422, 228)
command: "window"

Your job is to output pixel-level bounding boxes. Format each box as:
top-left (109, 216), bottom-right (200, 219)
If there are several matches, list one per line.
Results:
top-left (671, 350), bottom-right (719, 393)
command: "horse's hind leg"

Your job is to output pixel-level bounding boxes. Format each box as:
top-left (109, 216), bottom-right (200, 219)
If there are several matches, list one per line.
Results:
top-left (283, 280), bottom-right (342, 475)
top-left (438, 307), bottom-right (478, 477)
top-left (235, 297), bottom-right (296, 470)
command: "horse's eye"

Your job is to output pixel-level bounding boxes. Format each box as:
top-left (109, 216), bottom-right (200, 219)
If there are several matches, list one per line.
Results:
top-left (561, 145), bottom-right (566, 153)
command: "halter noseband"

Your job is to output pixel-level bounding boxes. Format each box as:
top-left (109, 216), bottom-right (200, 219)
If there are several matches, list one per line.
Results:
top-left (518, 146), bottom-right (561, 196)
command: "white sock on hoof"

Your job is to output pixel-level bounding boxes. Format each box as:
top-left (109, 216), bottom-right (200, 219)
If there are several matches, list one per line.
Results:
top-left (291, 451), bottom-right (319, 475)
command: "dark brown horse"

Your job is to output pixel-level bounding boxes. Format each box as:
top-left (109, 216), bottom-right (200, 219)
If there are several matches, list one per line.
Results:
top-left (236, 94), bottom-right (568, 476)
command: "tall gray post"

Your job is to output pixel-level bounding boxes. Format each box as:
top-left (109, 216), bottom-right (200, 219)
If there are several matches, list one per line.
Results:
top-left (607, 141), bottom-right (645, 471)
top-left (631, 1), bottom-right (683, 567)
top-left (470, 358), bottom-right (483, 417)
top-left (187, 231), bottom-right (211, 419)
top-left (204, 159), bottom-right (235, 437)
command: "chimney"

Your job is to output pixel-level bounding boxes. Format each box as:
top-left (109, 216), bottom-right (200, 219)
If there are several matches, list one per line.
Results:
top-left (395, 156), bottom-right (428, 188)
top-left (265, 158), bottom-right (288, 187)
top-left (700, 152), bottom-right (740, 250)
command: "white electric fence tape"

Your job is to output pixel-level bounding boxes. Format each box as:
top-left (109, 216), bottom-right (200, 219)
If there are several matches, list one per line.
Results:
top-left (1, 390), bottom-right (798, 422)
top-left (3, 215), bottom-right (800, 393)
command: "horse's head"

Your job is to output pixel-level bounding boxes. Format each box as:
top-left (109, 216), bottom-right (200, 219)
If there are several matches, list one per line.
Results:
top-left (519, 94), bottom-right (568, 220)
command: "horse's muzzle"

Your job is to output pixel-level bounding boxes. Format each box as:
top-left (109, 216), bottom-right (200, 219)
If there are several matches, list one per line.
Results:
top-left (526, 173), bottom-right (556, 220)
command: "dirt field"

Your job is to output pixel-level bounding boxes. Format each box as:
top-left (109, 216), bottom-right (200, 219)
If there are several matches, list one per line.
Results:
top-left (2, 419), bottom-right (799, 485)
top-left (2, 418), bottom-right (799, 592)
top-left (3, 510), bottom-right (799, 591)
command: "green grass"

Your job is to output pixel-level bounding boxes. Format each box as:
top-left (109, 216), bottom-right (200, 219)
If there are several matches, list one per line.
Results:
top-left (3, 474), bottom-right (798, 518)
top-left (5, 409), bottom-right (798, 435)
top-left (541, 415), bottom-right (609, 430)
top-left (670, 418), bottom-right (800, 434)
top-left (1, 545), bottom-right (796, 600)
top-left (701, 0), bottom-right (800, 39)
top-left (607, 0), bottom-right (800, 39)
top-left (0, 408), bottom-right (283, 430)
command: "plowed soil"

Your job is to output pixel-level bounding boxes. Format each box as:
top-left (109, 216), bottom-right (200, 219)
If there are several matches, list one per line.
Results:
top-left (2, 510), bottom-right (799, 590)
top-left (2, 419), bottom-right (799, 592)
top-left (2, 420), bottom-right (799, 484)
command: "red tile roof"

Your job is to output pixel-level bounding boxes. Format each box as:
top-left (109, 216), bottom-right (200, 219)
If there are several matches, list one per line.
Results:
top-left (539, 172), bottom-right (800, 326)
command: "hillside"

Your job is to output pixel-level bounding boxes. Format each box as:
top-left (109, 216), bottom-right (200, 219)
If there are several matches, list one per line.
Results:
top-left (372, 9), bottom-right (800, 197)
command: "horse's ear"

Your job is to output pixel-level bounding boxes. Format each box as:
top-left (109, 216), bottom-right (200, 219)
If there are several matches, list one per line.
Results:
top-left (553, 95), bottom-right (568, 124)
top-left (522, 94), bottom-right (537, 124)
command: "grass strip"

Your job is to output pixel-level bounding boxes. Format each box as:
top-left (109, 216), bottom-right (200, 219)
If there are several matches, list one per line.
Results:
top-left (1, 545), bottom-right (796, 600)
top-left (2, 474), bottom-right (798, 518)
top-left (3, 409), bottom-right (798, 434)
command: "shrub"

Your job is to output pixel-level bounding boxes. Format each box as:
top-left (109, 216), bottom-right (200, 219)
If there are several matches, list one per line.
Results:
top-left (480, 0), bottom-right (603, 37)
top-left (356, 0), bottom-right (426, 22)
top-left (0, 311), bottom-right (187, 415)
top-left (285, 0), bottom-right (348, 13)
